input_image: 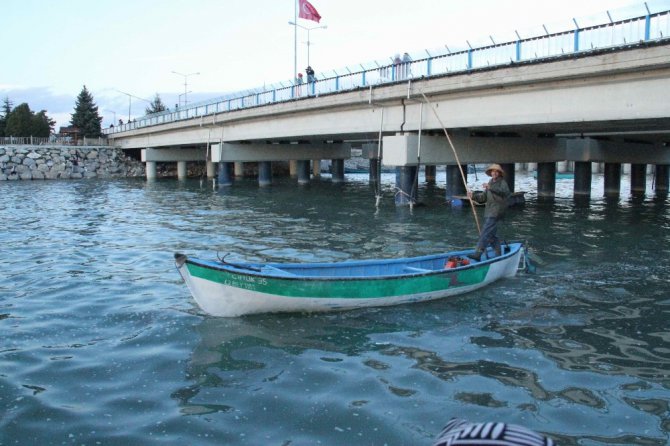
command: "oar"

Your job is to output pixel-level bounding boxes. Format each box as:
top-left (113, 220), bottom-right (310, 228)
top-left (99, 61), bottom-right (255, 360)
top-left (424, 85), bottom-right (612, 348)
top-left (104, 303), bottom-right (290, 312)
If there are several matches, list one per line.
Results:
top-left (418, 92), bottom-right (481, 234)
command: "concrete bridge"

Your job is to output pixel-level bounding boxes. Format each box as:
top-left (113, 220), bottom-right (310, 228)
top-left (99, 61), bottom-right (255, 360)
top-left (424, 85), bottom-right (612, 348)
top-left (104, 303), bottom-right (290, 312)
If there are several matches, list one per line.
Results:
top-left (106, 9), bottom-right (670, 202)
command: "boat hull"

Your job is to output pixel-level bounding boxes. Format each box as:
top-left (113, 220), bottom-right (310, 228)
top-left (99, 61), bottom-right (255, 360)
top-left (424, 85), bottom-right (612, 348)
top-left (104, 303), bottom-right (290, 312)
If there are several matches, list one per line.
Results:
top-left (176, 243), bottom-right (524, 317)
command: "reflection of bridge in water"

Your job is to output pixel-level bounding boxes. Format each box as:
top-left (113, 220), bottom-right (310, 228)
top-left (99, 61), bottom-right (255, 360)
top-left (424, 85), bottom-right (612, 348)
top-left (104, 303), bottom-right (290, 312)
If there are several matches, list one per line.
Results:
top-left (107, 6), bottom-right (670, 204)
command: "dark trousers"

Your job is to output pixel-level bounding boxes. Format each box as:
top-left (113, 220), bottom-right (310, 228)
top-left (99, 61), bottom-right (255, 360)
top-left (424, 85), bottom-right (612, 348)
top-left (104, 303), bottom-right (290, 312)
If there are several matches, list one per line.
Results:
top-left (476, 217), bottom-right (501, 252)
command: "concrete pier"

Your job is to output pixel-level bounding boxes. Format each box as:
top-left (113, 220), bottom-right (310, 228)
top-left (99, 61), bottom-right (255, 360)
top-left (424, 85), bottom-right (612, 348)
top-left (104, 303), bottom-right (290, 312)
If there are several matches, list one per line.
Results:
top-left (177, 161), bottom-right (187, 180)
top-left (630, 163), bottom-right (647, 195)
top-left (146, 161), bottom-right (157, 180)
top-left (206, 160), bottom-right (215, 178)
top-left (445, 165), bottom-right (466, 198)
top-left (574, 161), bottom-right (592, 196)
top-left (258, 161), bottom-right (272, 187)
top-left (369, 159), bottom-right (379, 184)
top-left (425, 165), bottom-right (436, 184)
top-left (500, 163), bottom-right (515, 192)
top-left (218, 162), bottom-right (233, 186)
top-left (537, 162), bottom-right (556, 198)
top-left (656, 165), bottom-right (669, 194)
top-left (604, 163), bottom-right (622, 197)
top-left (297, 160), bottom-right (310, 185)
top-left (234, 162), bottom-right (244, 177)
top-left (395, 166), bottom-right (418, 206)
top-left (332, 159), bottom-right (345, 183)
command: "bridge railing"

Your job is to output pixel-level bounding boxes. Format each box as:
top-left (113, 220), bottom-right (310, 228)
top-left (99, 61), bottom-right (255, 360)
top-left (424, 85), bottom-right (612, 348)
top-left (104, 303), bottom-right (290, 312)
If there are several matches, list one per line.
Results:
top-left (104, 4), bottom-right (670, 136)
top-left (0, 136), bottom-right (110, 146)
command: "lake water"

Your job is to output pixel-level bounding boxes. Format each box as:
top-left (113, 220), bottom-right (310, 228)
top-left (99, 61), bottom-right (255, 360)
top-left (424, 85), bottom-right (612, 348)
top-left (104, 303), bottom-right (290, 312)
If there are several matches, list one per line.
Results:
top-left (1, 172), bottom-right (669, 446)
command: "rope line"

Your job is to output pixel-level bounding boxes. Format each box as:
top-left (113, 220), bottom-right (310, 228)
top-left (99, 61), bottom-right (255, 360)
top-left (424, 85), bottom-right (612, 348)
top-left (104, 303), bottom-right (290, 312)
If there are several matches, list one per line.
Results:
top-left (417, 91), bottom-right (481, 234)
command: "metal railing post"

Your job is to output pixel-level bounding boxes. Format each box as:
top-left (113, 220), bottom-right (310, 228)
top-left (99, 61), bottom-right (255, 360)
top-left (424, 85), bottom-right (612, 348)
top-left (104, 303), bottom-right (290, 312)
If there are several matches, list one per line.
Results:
top-left (515, 40), bottom-right (521, 61)
top-left (645, 13), bottom-right (651, 40)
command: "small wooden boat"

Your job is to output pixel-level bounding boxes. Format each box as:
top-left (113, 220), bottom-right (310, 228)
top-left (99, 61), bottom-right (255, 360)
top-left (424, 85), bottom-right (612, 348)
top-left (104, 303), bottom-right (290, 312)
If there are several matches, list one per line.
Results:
top-left (175, 242), bottom-right (526, 317)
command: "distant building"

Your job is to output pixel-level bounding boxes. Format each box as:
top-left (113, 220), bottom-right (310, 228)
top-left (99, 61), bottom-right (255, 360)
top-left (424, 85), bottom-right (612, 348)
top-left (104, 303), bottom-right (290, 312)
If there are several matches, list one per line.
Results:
top-left (58, 126), bottom-right (80, 143)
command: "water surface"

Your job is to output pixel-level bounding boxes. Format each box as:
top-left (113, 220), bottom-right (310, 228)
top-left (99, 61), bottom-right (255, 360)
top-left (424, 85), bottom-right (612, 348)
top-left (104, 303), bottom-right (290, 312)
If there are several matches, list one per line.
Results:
top-left (1, 173), bottom-right (669, 445)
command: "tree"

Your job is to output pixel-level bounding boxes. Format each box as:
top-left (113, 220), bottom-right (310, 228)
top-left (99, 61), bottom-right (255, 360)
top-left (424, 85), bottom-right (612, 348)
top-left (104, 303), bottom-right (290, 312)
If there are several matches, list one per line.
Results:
top-left (0, 96), bottom-right (13, 137)
top-left (71, 85), bottom-right (103, 137)
top-left (2, 102), bottom-right (55, 137)
top-left (145, 93), bottom-right (167, 115)
top-left (5, 103), bottom-right (34, 137)
top-left (32, 110), bottom-right (56, 137)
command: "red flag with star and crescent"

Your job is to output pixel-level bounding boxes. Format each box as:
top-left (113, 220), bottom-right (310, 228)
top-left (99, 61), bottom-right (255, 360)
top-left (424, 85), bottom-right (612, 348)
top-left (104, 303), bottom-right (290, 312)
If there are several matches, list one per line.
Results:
top-left (299, 0), bottom-right (321, 23)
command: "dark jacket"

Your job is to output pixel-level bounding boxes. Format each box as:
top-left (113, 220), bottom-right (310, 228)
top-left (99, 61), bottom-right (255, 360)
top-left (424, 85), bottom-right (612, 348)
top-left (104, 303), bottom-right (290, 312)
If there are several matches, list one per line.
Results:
top-left (472, 177), bottom-right (510, 218)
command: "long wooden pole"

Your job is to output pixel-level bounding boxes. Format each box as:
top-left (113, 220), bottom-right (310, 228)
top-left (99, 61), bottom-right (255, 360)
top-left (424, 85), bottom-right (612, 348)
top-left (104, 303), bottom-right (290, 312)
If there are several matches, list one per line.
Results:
top-left (419, 92), bottom-right (481, 234)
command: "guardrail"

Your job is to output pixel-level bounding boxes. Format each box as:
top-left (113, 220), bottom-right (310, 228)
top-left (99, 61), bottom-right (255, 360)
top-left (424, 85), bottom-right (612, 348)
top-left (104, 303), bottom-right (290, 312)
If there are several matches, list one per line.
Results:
top-left (104, 4), bottom-right (670, 136)
top-left (0, 136), bottom-right (110, 146)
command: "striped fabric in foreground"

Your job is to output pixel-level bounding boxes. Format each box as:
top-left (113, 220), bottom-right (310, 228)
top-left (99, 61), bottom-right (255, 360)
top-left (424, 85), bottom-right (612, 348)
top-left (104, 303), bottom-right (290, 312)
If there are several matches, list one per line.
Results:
top-left (433, 418), bottom-right (555, 446)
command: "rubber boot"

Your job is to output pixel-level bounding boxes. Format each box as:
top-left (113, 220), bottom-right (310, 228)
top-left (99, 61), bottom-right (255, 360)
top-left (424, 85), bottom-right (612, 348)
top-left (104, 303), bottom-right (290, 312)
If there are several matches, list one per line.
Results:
top-left (467, 250), bottom-right (482, 261)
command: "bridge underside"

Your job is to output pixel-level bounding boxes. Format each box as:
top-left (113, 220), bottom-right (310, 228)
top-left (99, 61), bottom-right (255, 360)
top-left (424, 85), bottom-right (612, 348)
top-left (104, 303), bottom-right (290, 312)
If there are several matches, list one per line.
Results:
top-left (117, 44), bottom-right (670, 167)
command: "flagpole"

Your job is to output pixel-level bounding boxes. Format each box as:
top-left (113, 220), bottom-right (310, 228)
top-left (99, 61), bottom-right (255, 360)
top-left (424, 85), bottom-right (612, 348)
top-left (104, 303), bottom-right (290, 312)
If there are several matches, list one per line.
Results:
top-left (293, 0), bottom-right (297, 88)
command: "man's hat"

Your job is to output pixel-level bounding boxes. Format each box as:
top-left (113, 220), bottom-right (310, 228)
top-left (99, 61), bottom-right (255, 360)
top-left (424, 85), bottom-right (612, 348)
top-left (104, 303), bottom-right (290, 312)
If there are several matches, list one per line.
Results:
top-left (485, 164), bottom-right (505, 176)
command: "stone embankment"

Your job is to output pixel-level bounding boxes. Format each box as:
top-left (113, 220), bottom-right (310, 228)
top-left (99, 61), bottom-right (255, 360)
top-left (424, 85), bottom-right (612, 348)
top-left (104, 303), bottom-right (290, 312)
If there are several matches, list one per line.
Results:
top-left (0, 146), bottom-right (145, 180)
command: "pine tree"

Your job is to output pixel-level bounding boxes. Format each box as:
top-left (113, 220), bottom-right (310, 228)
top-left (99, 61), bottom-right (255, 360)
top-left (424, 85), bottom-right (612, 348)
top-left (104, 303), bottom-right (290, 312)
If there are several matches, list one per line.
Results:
top-left (0, 96), bottom-right (13, 137)
top-left (71, 85), bottom-right (103, 138)
top-left (145, 93), bottom-right (167, 115)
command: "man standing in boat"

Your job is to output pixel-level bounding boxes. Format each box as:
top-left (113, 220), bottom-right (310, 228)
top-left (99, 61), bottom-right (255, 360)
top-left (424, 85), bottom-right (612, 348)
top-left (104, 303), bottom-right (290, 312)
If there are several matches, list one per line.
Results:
top-left (467, 164), bottom-right (511, 260)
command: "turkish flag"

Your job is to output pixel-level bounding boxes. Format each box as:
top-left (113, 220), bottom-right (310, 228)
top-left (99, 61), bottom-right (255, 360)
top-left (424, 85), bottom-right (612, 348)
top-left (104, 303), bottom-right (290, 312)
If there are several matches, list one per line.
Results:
top-left (299, 0), bottom-right (321, 23)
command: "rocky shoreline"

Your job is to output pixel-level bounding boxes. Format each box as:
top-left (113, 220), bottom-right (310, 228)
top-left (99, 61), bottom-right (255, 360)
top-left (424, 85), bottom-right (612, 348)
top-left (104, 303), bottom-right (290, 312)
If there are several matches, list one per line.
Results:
top-left (0, 145), bottom-right (145, 181)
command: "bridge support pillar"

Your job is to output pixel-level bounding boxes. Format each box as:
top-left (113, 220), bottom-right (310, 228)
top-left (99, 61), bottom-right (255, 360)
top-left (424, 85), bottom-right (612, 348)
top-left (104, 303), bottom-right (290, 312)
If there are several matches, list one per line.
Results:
top-left (630, 163), bottom-right (647, 195)
top-left (258, 161), bottom-right (272, 187)
top-left (297, 160), bottom-right (310, 184)
top-left (332, 159), bottom-right (345, 183)
top-left (218, 162), bottom-right (233, 187)
top-left (574, 161), bottom-right (592, 196)
top-left (500, 163), bottom-right (515, 193)
top-left (425, 165), bottom-right (436, 184)
top-left (369, 159), bottom-right (379, 183)
top-left (145, 161), bottom-right (157, 180)
top-left (537, 162), bottom-right (556, 198)
top-left (604, 163), bottom-right (621, 197)
top-left (289, 160), bottom-right (298, 178)
top-left (234, 162), bottom-right (244, 177)
top-left (177, 161), bottom-right (187, 179)
top-left (206, 161), bottom-right (216, 178)
top-left (655, 164), bottom-right (669, 195)
top-left (446, 164), bottom-right (466, 199)
top-left (312, 159), bottom-right (321, 177)
top-left (395, 166), bottom-right (417, 206)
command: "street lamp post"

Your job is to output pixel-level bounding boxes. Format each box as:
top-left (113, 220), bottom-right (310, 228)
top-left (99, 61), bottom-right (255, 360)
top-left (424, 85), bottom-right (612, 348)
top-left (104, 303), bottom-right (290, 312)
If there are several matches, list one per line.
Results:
top-left (178, 91), bottom-right (192, 109)
top-left (172, 71), bottom-right (200, 107)
top-left (116, 90), bottom-right (151, 123)
top-left (288, 21), bottom-right (327, 74)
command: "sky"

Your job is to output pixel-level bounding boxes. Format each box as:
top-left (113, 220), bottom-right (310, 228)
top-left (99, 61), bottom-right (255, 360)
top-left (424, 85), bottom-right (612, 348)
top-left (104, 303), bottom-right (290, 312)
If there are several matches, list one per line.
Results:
top-left (1, 0), bottom-right (665, 131)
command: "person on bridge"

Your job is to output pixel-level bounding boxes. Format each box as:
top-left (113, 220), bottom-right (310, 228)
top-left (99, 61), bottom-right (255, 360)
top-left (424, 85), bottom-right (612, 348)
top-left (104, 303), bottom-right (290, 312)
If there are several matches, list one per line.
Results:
top-left (305, 66), bottom-right (315, 83)
top-left (296, 72), bottom-right (304, 97)
top-left (467, 163), bottom-right (511, 261)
